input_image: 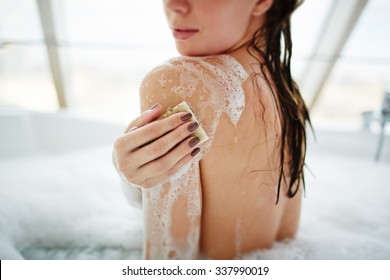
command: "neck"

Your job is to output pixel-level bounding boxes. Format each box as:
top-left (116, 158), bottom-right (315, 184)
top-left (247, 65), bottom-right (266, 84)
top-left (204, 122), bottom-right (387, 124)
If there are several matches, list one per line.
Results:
top-left (226, 15), bottom-right (266, 68)
top-left (227, 39), bottom-right (266, 76)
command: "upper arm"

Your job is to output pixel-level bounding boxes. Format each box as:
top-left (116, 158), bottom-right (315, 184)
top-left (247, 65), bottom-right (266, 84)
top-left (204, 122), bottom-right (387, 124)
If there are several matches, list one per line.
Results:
top-left (139, 65), bottom-right (183, 114)
top-left (139, 60), bottom-right (209, 259)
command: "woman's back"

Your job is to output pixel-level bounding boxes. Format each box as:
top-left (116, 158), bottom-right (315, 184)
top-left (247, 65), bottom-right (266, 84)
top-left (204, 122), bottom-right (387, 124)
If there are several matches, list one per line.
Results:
top-left (198, 54), bottom-right (302, 259)
top-left (139, 53), bottom-right (302, 259)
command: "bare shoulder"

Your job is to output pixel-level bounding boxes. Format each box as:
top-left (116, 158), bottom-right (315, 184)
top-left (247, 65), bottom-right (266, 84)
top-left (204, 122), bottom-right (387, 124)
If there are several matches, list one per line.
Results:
top-left (139, 57), bottom-right (183, 113)
top-left (139, 55), bottom-right (248, 113)
top-left (139, 57), bottom-right (207, 113)
top-left (139, 56), bottom-right (248, 149)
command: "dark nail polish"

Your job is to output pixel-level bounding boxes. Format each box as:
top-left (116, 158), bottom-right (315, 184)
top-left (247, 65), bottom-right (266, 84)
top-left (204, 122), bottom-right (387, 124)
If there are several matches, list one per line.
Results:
top-left (191, 147), bottom-right (201, 157)
top-left (181, 112), bottom-right (192, 122)
top-left (189, 137), bottom-right (200, 148)
top-left (188, 122), bottom-right (199, 132)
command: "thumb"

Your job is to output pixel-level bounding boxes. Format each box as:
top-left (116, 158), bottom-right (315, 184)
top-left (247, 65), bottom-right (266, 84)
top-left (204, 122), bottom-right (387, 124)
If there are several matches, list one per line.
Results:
top-left (124, 103), bottom-right (162, 133)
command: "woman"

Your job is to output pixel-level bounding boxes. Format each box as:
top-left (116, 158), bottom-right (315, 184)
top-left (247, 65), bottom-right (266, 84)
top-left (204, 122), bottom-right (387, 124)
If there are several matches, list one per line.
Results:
top-left (113, 0), bottom-right (311, 259)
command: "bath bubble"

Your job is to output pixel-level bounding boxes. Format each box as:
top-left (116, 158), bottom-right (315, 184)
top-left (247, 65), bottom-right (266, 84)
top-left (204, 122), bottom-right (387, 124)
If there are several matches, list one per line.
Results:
top-left (142, 55), bottom-right (249, 259)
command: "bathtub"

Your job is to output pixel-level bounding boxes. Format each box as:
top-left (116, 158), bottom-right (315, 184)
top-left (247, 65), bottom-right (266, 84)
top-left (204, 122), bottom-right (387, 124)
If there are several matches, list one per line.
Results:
top-left (0, 106), bottom-right (389, 259)
top-left (0, 107), bottom-right (124, 158)
top-left (0, 107), bottom-right (143, 259)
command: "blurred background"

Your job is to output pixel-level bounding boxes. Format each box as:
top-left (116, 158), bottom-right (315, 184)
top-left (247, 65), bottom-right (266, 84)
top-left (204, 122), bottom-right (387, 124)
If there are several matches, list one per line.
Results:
top-left (1, 0), bottom-right (389, 127)
top-left (0, 0), bottom-right (389, 260)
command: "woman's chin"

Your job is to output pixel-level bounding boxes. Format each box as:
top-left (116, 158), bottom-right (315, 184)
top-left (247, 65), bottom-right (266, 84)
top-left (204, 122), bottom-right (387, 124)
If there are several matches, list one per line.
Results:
top-left (176, 45), bottom-right (229, 57)
top-left (177, 49), bottom-right (204, 57)
top-left (176, 46), bottom-right (210, 57)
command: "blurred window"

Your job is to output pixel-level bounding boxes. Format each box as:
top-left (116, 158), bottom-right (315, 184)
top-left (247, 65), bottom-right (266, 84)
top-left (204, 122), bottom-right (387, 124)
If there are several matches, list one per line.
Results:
top-left (312, 0), bottom-right (390, 127)
top-left (0, 0), bottom-right (57, 112)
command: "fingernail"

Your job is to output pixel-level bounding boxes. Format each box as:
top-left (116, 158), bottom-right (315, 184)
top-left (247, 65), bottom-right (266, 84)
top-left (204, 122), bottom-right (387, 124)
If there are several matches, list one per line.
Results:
top-left (187, 122), bottom-right (199, 132)
top-left (180, 112), bottom-right (192, 122)
top-left (150, 103), bottom-right (159, 110)
top-left (189, 137), bottom-right (200, 148)
top-left (191, 147), bottom-right (201, 157)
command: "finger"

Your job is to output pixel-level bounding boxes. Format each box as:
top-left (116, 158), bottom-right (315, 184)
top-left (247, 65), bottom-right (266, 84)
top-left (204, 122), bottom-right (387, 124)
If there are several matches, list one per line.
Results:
top-left (119, 111), bottom-right (194, 152)
top-left (135, 121), bottom-right (199, 166)
top-left (126, 126), bottom-right (138, 133)
top-left (136, 136), bottom-right (201, 182)
top-left (118, 139), bottom-right (200, 189)
top-left (117, 122), bottom-right (195, 173)
top-left (124, 103), bottom-right (162, 133)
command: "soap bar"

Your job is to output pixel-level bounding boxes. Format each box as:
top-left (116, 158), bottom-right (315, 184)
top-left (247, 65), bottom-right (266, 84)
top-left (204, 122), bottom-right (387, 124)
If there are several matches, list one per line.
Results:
top-left (159, 101), bottom-right (209, 144)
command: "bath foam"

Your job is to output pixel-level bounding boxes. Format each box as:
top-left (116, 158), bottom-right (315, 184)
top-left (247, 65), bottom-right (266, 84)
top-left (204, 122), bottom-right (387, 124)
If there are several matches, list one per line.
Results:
top-left (142, 55), bottom-right (249, 259)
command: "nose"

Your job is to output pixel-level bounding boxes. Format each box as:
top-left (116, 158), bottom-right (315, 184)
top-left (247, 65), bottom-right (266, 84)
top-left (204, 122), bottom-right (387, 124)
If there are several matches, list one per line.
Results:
top-left (164, 0), bottom-right (190, 15)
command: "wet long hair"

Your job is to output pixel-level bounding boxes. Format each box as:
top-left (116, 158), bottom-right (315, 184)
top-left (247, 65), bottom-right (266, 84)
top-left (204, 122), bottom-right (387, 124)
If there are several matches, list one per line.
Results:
top-left (247, 0), bottom-right (312, 204)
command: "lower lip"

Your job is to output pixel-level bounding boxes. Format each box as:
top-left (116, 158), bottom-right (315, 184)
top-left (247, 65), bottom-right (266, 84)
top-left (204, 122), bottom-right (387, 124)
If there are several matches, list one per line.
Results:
top-left (173, 30), bottom-right (198, 40)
